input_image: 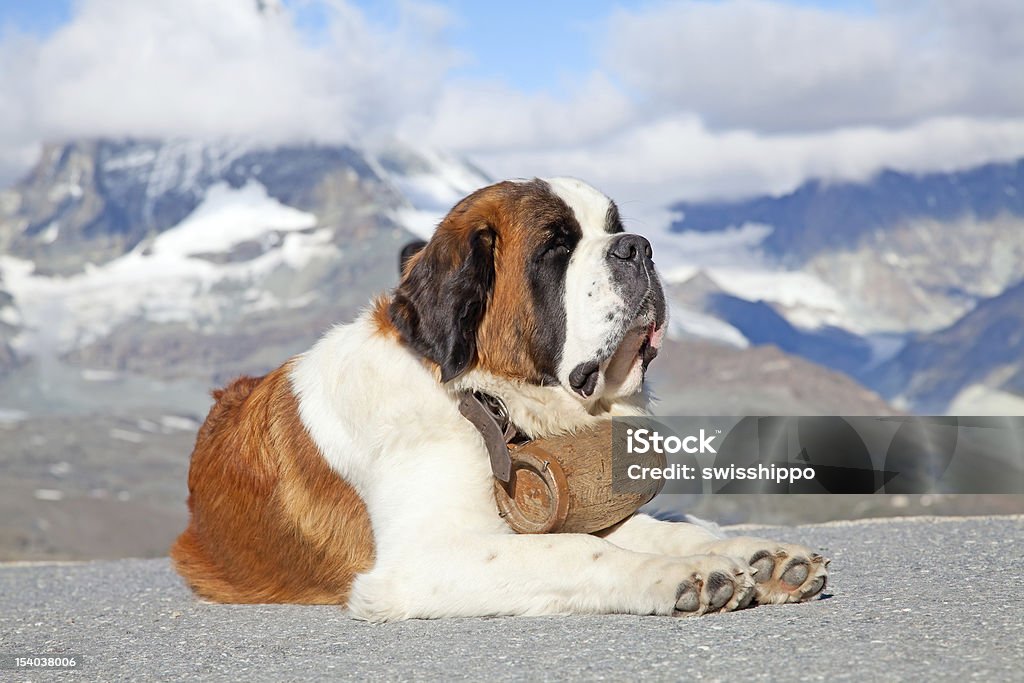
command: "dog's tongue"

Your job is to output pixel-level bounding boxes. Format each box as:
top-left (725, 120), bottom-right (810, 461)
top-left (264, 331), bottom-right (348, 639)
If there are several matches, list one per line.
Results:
top-left (649, 322), bottom-right (665, 351)
top-left (641, 322), bottom-right (663, 370)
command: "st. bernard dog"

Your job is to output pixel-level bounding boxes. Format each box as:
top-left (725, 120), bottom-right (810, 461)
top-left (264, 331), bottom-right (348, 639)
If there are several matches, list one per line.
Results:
top-left (172, 178), bottom-right (828, 620)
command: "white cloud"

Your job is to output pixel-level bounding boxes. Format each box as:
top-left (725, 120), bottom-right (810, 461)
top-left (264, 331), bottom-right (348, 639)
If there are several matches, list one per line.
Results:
top-left (471, 114), bottom-right (1024, 205)
top-left (602, 0), bottom-right (1024, 132)
top-left (398, 71), bottom-right (634, 151)
top-left (0, 0), bottom-right (457, 184)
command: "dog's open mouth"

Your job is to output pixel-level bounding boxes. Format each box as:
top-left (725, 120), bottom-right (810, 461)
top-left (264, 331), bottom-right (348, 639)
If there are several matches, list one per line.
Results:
top-left (597, 317), bottom-right (665, 395)
top-left (567, 288), bottom-right (667, 399)
top-left (610, 319), bottom-right (662, 372)
top-left (568, 321), bottom-right (660, 399)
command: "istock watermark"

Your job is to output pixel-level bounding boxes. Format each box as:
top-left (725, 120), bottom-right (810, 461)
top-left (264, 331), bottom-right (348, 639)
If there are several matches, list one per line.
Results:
top-left (626, 427), bottom-right (718, 454)
top-left (611, 416), bottom-right (1024, 495)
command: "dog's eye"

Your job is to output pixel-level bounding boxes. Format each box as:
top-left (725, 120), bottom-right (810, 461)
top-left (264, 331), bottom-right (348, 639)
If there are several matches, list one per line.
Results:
top-left (544, 242), bottom-right (570, 259)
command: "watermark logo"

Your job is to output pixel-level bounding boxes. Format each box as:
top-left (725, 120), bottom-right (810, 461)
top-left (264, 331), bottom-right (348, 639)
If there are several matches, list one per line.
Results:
top-left (611, 416), bottom-right (1024, 495)
top-left (626, 427), bottom-right (718, 454)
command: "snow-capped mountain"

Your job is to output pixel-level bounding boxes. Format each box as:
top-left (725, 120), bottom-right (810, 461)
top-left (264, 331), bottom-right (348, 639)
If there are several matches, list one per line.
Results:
top-left (673, 161), bottom-right (1024, 260)
top-left (0, 138), bottom-right (488, 274)
top-left (666, 271), bottom-right (873, 379)
top-left (868, 281), bottom-right (1024, 414)
top-left (669, 159), bottom-right (1024, 334)
top-left (662, 158), bottom-right (1024, 413)
top-left (4, 139), bottom-right (1014, 415)
top-left (0, 137), bottom-right (489, 383)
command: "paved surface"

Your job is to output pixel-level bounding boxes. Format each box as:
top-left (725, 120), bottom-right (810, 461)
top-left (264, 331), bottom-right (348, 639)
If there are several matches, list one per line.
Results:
top-left (1, 516), bottom-right (1022, 682)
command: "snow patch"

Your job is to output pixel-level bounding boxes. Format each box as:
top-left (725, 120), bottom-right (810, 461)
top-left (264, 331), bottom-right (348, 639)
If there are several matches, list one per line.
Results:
top-left (152, 181), bottom-right (315, 256)
top-left (278, 228), bottom-right (335, 270)
top-left (392, 147), bottom-right (488, 209)
top-left (377, 145), bottom-right (488, 239)
top-left (161, 415), bottom-right (200, 432)
top-left (39, 222), bottom-right (60, 245)
top-left (0, 304), bottom-right (20, 326)
top-left (863, 333), bottom-right (908, 369)
top-left (393, 208), bottom-right (443, 241)
top-left (0, 182), bottom-right (336, 352)
top-left (101, 148), bottom-right (158, 171)
top-left (0, 408), bottom-right (28, 424)
top-left (948, 385), bottom-right (1024, 416)
top-left (109, 428), bottom-right (145, 443)
top-left (81, 369), bottom-right (119, 382)
top-left (666, 266), bottom-right (850, 331)
top-left (140, 139), bottom-right (251, 199)
top-left (668, 306), bottom-right (749, 348)
top-left (646, 214), bottom-right (852, 331)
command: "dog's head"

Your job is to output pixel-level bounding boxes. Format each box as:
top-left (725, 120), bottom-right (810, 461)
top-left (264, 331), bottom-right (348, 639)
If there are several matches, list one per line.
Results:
top-left (388, 178), bottom-right (666, 404)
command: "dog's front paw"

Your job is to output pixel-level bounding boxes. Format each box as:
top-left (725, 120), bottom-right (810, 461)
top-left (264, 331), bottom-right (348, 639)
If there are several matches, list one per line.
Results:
top-left (664, 555), bottom-right (757, 616)
top-left (704, 537), bottom-right (829, 605)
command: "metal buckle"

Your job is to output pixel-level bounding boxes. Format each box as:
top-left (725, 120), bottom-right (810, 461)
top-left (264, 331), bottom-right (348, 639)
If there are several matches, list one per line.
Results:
top-left (474, 391), bottom-right (516, 443)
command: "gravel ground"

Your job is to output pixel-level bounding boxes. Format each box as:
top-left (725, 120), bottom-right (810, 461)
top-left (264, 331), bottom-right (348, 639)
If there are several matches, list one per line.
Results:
top-left (1, 515), bottom-right (1022, 682)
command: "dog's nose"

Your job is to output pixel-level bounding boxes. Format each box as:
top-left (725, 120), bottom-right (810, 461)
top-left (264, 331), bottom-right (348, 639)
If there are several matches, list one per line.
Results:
top-left (607, 234), bottom-right (653, 262)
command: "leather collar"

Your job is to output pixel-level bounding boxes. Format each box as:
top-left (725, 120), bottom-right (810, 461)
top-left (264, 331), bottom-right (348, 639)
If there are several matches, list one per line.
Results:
top-left (457, 391), bottom-right (527, 482)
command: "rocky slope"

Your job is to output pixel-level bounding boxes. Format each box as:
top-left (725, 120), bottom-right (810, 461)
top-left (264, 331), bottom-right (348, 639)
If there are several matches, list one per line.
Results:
top-left (669, 159), bottom-right (1024, 333)
top-left (665, 158), bottom-right (1024, 412)
top-left (667, 272), bottom-right (873, 378)
top-left (869, 281), bottom-right (1024, 413)
top-left (650, 338), bottom-right (896, 416)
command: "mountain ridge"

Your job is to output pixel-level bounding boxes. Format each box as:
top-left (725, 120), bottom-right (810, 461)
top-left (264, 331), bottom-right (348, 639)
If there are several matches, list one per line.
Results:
top-left (0, 138), bottom-right (412, 276)
top-left (869, 279), bottom-right (1024, 412)
top-left (670, 158), bottom-right (1024, 262)
top-left (661, 156), bottom-right (1024, 411)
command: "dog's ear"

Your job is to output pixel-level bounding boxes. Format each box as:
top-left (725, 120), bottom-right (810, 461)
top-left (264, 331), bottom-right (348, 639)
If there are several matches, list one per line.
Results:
top-left (399, 240), bottom-right (427, 276)
top-left (389, 227), bottom-right (496, 382)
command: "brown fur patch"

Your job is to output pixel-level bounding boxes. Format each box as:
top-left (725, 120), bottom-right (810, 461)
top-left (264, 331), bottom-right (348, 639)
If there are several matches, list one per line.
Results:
top-left (391, 179), bottom-right (576, 383)
top-left (170, 364), bottom-right (374, 604)
top-left (369, 295), bottom-right (399, 339)
top-left (471, 181), bottom-right (579, 381)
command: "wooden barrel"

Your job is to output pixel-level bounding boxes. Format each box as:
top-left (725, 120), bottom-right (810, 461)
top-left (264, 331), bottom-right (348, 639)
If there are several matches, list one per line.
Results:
top-left (494, 421), bottom-right (666, 534)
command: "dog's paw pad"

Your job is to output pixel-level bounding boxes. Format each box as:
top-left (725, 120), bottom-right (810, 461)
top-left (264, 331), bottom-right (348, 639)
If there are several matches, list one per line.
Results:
top-left (706, 571), bottom-right (735, 610)
top-left (780, 559), bottom-right (809, 587)
top-left (803, 574), bottom-right (827, 598)
top-left (749, 546), bottom-right (828, 604)
top-left (672, 558), bottom-right (756, 616)
top-left (674, 577), bottom-right (702, 613)
top-left (749, 550), bottom-right (776, 583)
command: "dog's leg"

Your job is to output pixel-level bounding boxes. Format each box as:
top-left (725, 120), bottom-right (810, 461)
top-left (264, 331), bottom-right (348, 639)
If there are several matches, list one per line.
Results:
top-left (346, 532), bottom-right (756, 621)
top-left (601, 514), bottom-right (829, 605)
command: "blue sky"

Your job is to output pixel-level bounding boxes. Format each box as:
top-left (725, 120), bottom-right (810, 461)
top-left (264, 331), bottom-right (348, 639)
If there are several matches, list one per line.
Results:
top-left (0, 0), bottom-right (71, 34)
top-left (352, 0), bottom-right (622, 92)
top-left (1, 0), bottom-right (875, 93)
